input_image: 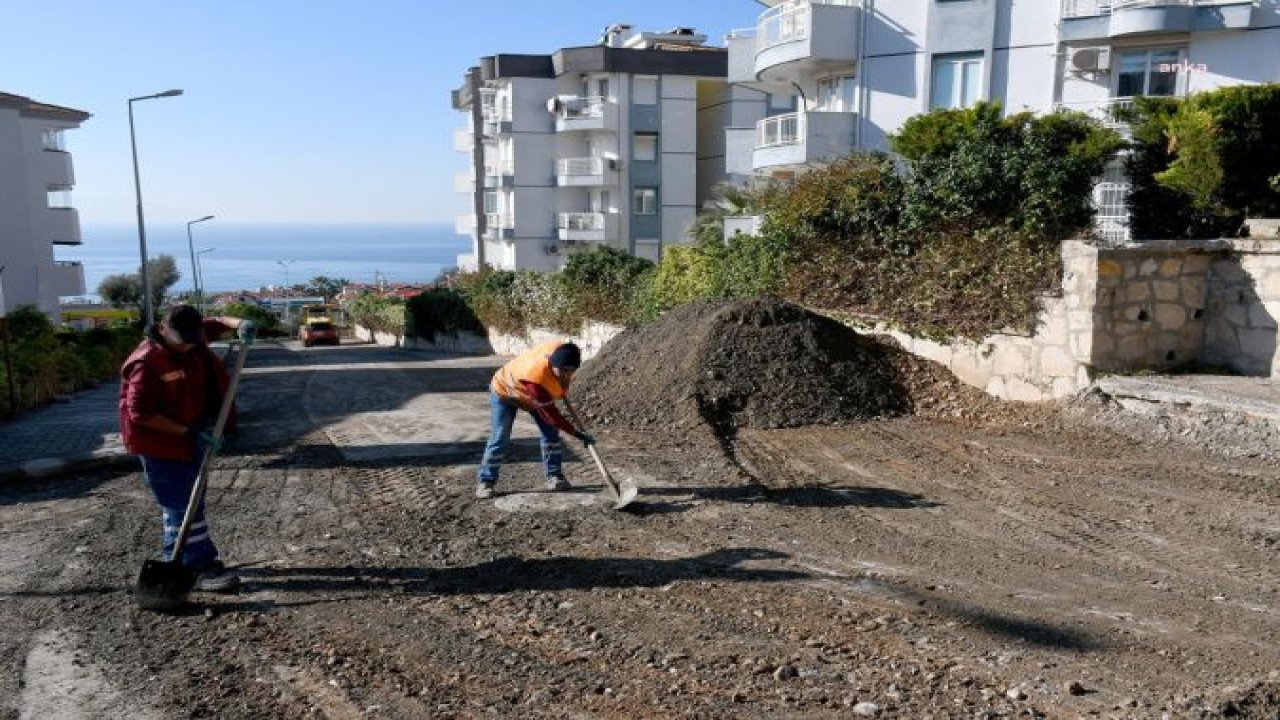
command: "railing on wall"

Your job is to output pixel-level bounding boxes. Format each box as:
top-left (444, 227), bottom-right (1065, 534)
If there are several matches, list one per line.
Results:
top-left (757, 112), bottom-right (805, 148)
top-left (1054, 97), bottom-right (1138, 129)
top-left (1061, 0), bottom-right (1202, 19)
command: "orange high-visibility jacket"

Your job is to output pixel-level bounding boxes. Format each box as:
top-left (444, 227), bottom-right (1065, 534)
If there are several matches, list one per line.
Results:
top-left (490, 340), bottom-right (578, 435)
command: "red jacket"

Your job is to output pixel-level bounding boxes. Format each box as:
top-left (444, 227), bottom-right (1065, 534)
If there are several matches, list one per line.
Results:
top-left (118, 321), bottom-right (233, 461)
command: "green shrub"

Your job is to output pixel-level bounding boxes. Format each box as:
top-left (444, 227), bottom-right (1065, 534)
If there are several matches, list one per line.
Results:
top-left (345, 294), bottom-right (406, 336)
top-left (221, 303), bottom-right (280, 336)
top-left (406, 288), bottom-right (483, 341)
top-left (1128, 84), bottom-right (1280, 239)
top-left (0, 307), bottom-right (139, 415)
top-left (560, 246), bottom-right (654, 324)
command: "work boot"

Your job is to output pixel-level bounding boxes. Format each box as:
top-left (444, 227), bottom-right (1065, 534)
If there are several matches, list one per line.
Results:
top-left (546, 474), bottom-right (571, 491)
top-left (194, 561), bottom-right (241, 593)
top-left (475, 481), bottom-right (496, 499)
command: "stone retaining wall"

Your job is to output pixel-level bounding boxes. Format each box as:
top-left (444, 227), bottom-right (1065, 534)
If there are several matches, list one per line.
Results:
top-left (867, 238), bottom-right (1280, 402)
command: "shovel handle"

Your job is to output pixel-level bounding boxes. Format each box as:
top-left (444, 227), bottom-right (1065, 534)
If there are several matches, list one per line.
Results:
top-left (561, 397), bottom-right (622, 500)
top-left (169, 341), bottom-right (250, 561)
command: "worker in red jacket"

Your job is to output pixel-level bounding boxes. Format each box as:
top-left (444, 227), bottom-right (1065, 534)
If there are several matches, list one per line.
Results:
top-left (119, 304), bottom-right (255, 592)
top-left (476, 340), bottom-right (593, 499)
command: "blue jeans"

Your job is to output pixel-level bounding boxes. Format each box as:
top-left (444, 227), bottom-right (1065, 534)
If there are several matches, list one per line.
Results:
top-left (477, 391), bottom-right (562, 484)
top-left (140, 455), bottom-right (219, 570)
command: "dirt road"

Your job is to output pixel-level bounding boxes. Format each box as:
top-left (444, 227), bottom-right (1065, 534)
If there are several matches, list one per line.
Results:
top-left (1, 342), bottom-right (1276, 719)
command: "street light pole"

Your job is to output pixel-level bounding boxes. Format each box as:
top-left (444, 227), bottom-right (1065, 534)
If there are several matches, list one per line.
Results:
top-left (195, 247), bottom-right (215, 313)
top-left (186, 215), bottom-right (214, 307)
top-left (277, 259), bottom-right (295, 323)
top-left (128, 88), bottom-right (183, 328)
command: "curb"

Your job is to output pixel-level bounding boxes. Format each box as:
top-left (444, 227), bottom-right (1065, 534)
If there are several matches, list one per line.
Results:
top-left (0, 451), bottom-right (137, 485)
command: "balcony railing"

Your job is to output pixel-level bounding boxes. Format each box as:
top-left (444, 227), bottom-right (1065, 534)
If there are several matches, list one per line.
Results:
top-left (557, 96), bottom-right (608, 120)
top-left (758, 0), bottom-right (859, 50)
top-left (485, 212), bottom-right (513, 229)
top-left (558, 212), bottom-right (607, 231)
top-left (757, 112), bottom-right (804, 148)
top-left (1054, 97), bottom-right (1138, 129)
top-left (1061, 0), bottom-right (1200, 18)
top-left (557, 157), bottom-right (612, 175)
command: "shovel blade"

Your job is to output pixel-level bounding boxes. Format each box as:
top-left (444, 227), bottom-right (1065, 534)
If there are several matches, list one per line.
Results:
top-left (134, 558), bottom-right (197, 612)
top-left (609, 477), bottom-right (640, 510)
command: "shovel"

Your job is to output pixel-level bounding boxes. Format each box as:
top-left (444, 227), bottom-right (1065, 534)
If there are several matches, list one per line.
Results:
top-left (134, 341), bottom-right (250, 611)
top-left (562, 397), bottom-right (639, 511)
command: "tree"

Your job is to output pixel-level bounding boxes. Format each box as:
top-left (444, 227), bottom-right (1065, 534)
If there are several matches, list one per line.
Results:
top-left (97, 254), bottom-right (181, 318)
top-left (145, 255), bottom-right (181, 313)
top-left (97, 274), bottom-right (141, 310)
top-left (304, 276), bottom-right (348, 302)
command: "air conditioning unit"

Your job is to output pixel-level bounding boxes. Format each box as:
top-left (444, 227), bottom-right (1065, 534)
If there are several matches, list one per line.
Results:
top-left (1070, 47), bottom-right (1111, 73)
top-left (544, 243), bottom-right (560, 255)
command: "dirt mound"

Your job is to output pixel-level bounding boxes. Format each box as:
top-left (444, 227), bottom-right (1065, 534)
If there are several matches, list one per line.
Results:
top-left (574, 298), bottom-right (993, 438)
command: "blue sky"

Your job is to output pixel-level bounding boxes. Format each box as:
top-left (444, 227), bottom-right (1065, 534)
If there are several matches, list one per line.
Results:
top-left (1, 1), bottom-right (748, 226)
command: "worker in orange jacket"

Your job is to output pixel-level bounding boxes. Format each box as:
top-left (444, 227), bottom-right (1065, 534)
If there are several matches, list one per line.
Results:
top-left (476, 340), bottom-right (592, 498)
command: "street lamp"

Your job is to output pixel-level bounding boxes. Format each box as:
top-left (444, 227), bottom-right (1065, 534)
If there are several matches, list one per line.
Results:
top-left (277, 259), bottom-right (295, 323)
top-left (186, 215), bottom-right (214, 307)
top-left (128, 88), bottom-right (184, 327)
top-left (195, 247), bottom-right (215, 312)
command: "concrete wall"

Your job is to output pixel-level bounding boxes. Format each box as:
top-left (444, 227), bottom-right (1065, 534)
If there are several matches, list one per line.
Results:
top-left (359, 321), bottom-right (626, 362)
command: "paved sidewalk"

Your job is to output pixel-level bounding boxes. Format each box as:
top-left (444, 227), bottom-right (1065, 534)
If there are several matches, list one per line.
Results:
top-left (1096, 374), bottom-right (1280, 424)
top-left (0, 381), bottom-right (130, 481)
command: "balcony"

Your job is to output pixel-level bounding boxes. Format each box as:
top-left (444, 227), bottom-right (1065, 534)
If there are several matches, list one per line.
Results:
top-left (48, 207), bottom-right (81, 245)
top-left (455, 213), bottom-right (476, 235)
top-left (753, 0), bottom-right (861, 87)
top-left (557, 212), bottom-right (619, 243)
top-left (455, 170), bottom-right (475, 194)
top-left (1054, 97), bottom-right (1138, 132)
top-left (483, 163), bottom-right (514, 189)
top-left (752, 111), bottom-right (857, 172)
top-left (551, 96), bottom-right (617, 133)
top-left (40, 149), bottom-right (75, 189)
top-left (556, 157), bottom-right (619, 187)
top-left (1059, 0), bottom-right (1254, 40)
top-left (51, 260), bottom-right (85, 297)
top-left (453, 126), bottom-right (474, 153)
top-left (484, 213), bottom-right (514, 240)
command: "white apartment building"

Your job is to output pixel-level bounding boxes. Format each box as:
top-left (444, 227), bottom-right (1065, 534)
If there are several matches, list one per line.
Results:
top-left (452, 26), bottom-right (734, 271)
top-left (725, 0), bottom-right (1280, 241)
top-left (0, 92), bottom-right (91, 319)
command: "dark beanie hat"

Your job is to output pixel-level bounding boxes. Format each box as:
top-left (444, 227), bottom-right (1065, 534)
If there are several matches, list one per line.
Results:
top-left (548, 343), bottom-right (581, 370)
top-left (164, 304), bottom-right (204, 344)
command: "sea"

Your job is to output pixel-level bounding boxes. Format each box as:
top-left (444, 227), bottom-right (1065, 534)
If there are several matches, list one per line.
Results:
top-left (65, 223), bottom-right (468, 301)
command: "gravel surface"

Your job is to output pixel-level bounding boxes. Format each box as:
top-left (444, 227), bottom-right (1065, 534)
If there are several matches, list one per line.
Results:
top-left (1, 340), bottom-right (1277, 719)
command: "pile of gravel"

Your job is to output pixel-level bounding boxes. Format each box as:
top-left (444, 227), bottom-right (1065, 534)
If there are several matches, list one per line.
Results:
top-left (573, 298), bottom-right (991, 438)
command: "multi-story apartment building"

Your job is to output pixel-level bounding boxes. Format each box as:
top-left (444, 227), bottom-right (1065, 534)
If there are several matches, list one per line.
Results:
top-left (452, 26), bottom-right (731, 271)
top-left (0, 92), bottom-right (91, 319)
top-left (725, 0), bottom-right (1280, 241)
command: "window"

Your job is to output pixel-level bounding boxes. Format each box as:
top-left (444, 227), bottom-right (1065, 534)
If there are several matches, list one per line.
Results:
top-left (634, 75), bottom-right (658, 105)
top-left (633, 187), bottom-right (658, 215)
top-left (41, 128), bottom-right (65, 151)
top-left (930, 52), bottom-right (983, 109)
top-left (483, 191), bottom-right (498, 214)
top-left (1116, 48), bottom-right (1182, 98)
top-left (816, 76), bottom-right (855, 112)
top-left (633, 132), bottom-right (658, 162)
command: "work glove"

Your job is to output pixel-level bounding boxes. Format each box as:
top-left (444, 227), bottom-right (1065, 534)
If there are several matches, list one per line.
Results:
top-left (576, 431), bottom-right (596, 447)
top-left (189, 427), bottom-right (223, 456)
top-left (237, 320), bottom-right (257, 345)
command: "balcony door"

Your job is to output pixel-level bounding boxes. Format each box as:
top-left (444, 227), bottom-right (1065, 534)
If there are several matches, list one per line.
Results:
top-left (816, 76), bottom-right (855, 113)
